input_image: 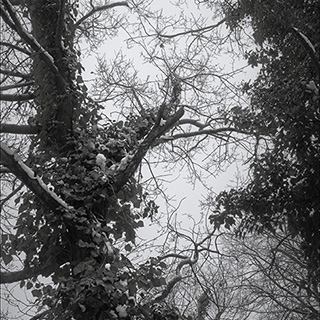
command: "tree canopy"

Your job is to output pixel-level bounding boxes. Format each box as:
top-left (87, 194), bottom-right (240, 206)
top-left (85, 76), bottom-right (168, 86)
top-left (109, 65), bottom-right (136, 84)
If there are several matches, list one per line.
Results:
top-left (1, 0), bottom-right (319, 319)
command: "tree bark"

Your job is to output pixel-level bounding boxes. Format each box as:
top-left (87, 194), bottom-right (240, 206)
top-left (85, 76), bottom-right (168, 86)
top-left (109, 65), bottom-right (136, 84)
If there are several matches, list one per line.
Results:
top-left (20, 0), bottom-right (80, 148)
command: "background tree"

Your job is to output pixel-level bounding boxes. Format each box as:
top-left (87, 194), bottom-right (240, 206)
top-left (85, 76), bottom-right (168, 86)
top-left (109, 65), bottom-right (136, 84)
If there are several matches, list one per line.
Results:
top-left (209, 0), bottom-right (320, 278)
top-left (164, 230), bottom-right (319, 320)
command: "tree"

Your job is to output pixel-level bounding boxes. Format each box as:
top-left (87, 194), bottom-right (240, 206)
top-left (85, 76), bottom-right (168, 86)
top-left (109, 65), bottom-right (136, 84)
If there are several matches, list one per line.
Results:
top-left (0, 1), bottom-right (253, 319)
top-left (165, 230), bottom-right (319, 320)
top-left (209, 0), bottom-right (320, 277)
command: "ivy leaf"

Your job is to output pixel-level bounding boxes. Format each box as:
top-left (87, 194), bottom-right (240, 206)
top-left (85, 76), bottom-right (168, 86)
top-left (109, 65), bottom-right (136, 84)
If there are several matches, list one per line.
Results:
top-left (27, 282), bottom-right (33, 290)
top-left (73, 261), bottom-right (95, 275)
top-left (76, 75), bottom-right (83, 84)
top-left (2, 253), bottom-right (13, 265)
top-left (136, 220), bottom-right (144, 228)
top-left (31, 289), bottom-right (42, 298)
top-left (128, 280), bottom-right (137, 296)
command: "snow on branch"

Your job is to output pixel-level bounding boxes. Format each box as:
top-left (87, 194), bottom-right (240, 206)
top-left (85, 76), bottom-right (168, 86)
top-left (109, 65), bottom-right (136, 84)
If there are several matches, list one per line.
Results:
top-left (152, 248), bottom-right (199, 304)
top-left (0, 142), bottom-right (71, 212)
top-left (292, 27), bottom-right (320, 76)
top-left (145, 230), bottom-right (220, 305)
top-left (177, 118), bottom-right (209, 129)
top-left (292, 27), bottom-right (316, 53)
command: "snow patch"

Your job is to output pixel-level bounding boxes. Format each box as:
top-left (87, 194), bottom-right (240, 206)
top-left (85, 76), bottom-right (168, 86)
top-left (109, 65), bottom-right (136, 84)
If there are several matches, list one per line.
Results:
top-left (96, 153), bottom-right (107, 171)
top-left (116, 305), bottom-right (127, 318)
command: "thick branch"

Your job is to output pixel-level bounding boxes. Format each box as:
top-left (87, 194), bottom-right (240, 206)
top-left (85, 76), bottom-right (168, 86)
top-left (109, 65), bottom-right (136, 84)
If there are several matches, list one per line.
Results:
top-left (0, 93), bottom-right (34, 101)
top-left (177, 118), bottom-right (209, 129)
top-left (1, 263), bottom-right (58, 284)
top-left (0, 142), bottom-right (70, 212)
top-left (0, 123), bottom-right (39, 134)
top-left (1, 267), bottom-right (37, 284)
top-left (74, 1), bottom-right (129, 30)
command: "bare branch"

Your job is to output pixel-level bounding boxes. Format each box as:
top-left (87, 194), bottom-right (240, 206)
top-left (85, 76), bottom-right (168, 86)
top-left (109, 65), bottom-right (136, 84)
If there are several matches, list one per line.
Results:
top-left (177, 118), bottom-right (208, 129)
top-left (0, 123), bottom-right (39, 134)
top-left (0, 182), bottom-right (23, 211)
top-left (170, 127), bottom-right (249, 139)
top-left (154, 126), bottom-right (250, 146)
top-left (74, 1), bottom-right (129, 30)
top-left (158, 17), bottom-right (227, 39)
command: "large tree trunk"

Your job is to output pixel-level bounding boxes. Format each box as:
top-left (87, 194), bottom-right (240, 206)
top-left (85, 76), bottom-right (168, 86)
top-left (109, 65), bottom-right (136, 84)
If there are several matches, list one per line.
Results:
top-left (27, 0), bottom-right (78, 149)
